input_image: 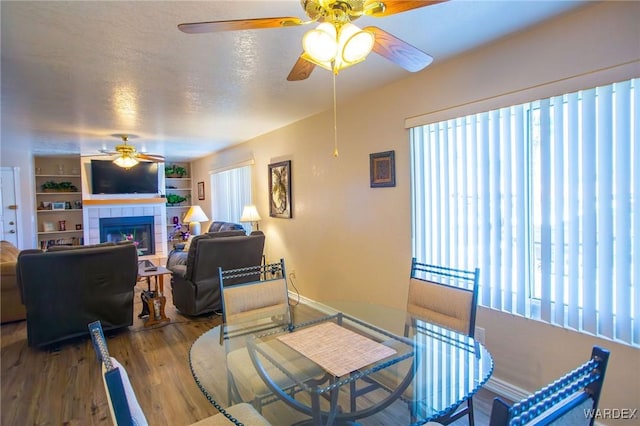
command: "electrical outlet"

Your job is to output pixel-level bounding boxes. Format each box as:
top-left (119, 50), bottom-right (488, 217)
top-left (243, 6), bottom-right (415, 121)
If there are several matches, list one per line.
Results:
top-left (290, 270), bottom-right (296, 279)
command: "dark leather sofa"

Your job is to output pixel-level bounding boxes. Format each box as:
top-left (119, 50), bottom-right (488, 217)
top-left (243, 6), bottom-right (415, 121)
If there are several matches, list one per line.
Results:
top-left (168, 230), bottom-right (265, 316)
top-left (17, 242), bottom-right (138, 348)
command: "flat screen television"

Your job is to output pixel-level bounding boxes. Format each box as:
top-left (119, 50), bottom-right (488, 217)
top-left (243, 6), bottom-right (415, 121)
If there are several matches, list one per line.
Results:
top-left (91, 160), bottom-right (159, 194)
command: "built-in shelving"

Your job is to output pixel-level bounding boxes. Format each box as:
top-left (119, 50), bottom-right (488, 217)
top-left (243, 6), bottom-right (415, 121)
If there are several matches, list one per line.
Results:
top-left (164, 162), bottom-right (192, 253)
top-left (34, 156), bottom-right (84, 249)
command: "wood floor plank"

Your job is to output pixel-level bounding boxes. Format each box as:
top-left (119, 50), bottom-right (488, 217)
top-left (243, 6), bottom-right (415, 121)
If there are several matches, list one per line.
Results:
top-left (1, 284), bottom-right (500, 425)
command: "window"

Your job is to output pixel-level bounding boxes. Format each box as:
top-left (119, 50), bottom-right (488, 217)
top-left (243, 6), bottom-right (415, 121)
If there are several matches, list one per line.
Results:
top-left (210, 164), bottom-right (253, 232)
top-left (410, 78), bottom-right (638, 347)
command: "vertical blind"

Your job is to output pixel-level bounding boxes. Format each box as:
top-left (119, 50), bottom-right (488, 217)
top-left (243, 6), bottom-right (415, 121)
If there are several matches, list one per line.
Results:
top-left (210, 165), bottom-right (253, 230)
top-left (410, 78), bottom-right (638, 347)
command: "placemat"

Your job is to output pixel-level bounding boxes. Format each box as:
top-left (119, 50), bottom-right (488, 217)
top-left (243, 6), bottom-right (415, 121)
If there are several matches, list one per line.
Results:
top-left (277, 321), bottom-right (397, 377)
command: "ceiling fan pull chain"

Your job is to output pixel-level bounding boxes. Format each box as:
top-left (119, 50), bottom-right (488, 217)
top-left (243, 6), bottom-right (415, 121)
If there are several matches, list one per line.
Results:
top-left (332, 70), bottom-right (339, 157)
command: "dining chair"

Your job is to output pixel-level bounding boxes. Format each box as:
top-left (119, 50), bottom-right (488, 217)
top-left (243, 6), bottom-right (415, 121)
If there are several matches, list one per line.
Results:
top-left (351, 259), bottom-right (480, 425)
top-left (88, 320), bottom-right (272, 426)
top-left (489, 346), bottom-right (610, 426)
top-left (409, 259), bottom-right (480, 425)
top-left (405, 258), bottom-right (480, 338)
top-left (219, 259), bottom-right (325, 412)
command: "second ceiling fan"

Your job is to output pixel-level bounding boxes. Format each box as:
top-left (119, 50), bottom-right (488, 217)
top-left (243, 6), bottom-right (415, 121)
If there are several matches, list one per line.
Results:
top-left (178, 0), bottom-right (445, 80)
top-left (95, 135), bottom-right (165, 169)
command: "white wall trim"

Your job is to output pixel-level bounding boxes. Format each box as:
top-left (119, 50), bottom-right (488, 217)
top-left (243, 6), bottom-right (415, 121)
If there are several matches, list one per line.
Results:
top-left (405, 60), bottom-right (639, 128)
top-left (483, 376), bottom-right (530, 402)
top-left (289, 291), bottom-right (336, 315)
top-left (209, 158), bottom-right (255, 175)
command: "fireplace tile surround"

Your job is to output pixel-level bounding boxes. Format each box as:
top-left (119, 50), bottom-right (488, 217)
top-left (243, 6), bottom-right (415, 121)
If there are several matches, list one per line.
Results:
top-left (83, 201), bottom-right (168, 259)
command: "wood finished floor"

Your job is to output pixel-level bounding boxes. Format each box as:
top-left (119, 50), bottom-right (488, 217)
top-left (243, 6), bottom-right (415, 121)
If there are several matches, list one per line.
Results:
top-left (1, 283), bottom-right (500, 425)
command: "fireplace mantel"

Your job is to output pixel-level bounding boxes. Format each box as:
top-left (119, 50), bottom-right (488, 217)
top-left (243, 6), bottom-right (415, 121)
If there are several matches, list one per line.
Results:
top-left (83, 198), bottom-right (165, 206)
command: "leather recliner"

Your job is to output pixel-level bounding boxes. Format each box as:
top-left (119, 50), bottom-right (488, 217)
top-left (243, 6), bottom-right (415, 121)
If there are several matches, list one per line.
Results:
top-left (168, 231), bottom-right (265, 316)
top-left (17, 243), bottom-right (138, 348)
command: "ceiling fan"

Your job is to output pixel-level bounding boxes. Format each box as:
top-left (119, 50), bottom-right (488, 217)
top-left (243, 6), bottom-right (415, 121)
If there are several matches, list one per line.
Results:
top-left (178, 0), bottom-right (445, 80)
top-left (92, 135), bottom-right (165, 168)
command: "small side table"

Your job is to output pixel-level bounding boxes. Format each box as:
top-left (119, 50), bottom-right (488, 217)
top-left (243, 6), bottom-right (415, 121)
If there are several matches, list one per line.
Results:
top-left (137, 262), bottom-right (171, 327)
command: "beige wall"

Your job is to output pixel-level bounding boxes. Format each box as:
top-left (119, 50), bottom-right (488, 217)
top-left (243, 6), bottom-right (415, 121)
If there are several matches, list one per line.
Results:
top-left (191, 2), bottom-right (640, 422)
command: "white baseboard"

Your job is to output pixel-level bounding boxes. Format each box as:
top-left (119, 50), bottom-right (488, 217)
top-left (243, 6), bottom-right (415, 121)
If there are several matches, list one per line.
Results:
top-left (289, 291), bottom-right (335, 314)
top-left (483, 376), bottom-right (530, 402)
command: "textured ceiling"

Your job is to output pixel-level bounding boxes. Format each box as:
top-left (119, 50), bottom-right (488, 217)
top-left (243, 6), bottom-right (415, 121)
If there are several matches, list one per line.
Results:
top-left (1, 1), bottom-right (587, 161)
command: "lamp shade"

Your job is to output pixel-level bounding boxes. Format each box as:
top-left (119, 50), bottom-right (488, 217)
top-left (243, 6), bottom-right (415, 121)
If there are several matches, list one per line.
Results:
top-left (240, 205), bottom-right (262, 223)
top-left (183, 205), bottom-right (209, 236)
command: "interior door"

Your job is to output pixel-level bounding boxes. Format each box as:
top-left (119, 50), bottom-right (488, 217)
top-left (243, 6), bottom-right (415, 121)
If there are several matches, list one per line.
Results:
top-left (0, 167), bottom-right (20, 246)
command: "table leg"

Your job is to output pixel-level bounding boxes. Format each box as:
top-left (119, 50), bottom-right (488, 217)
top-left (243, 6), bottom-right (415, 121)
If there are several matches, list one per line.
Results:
top-left (156, 274), bottom-right (169, 322)
top-left (144, 273), bottom-right (170, 327)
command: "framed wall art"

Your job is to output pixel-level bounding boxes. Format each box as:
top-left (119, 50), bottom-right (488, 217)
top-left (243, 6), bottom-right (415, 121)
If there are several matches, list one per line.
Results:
top-left (369, 150), bottom-right (396, 188)
top-left (197, 181), bottom-right (205, 200)
top-left (268, 160), bottom-right (292, 218)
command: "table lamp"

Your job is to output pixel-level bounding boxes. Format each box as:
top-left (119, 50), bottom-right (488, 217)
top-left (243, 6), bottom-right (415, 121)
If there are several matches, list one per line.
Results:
top-left (183, 205), bottom-right (209, 236)
top-left (240, 204), bottom-right (262, 231)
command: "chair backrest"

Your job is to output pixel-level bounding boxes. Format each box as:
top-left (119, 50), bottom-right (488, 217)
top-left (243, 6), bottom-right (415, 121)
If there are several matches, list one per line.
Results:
top-left (88, 321), bottom-right (148, 426)
top-left (218, 259), bottom-right (292, 343)
top-left (19, 243), bottom-right (138, 347)
top-left (489, 346), bottom-right (610, 426)
top-left (407, 258), bottom-right (480, 337)
top-left (187, 231), bottom-right (265, 282)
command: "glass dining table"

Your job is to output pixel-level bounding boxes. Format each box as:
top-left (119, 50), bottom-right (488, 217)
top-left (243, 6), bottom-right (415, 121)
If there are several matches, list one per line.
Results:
top-left (189, 300), bottom-right (493, 426)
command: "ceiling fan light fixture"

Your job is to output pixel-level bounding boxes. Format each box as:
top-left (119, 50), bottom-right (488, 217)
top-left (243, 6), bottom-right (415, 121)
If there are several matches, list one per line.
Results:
top-left (113, 154), bottom-right (139, 169)
top-left (302, 22), bottom-right (374, 73)
top-left (302, 22), bottom-right (337, 62)
top-left (339, 23), bottom-right (374, 64)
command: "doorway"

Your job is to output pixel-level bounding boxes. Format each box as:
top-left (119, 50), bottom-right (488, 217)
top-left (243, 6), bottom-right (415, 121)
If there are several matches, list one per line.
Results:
top-left (0, 167), bottom-right (22, 247)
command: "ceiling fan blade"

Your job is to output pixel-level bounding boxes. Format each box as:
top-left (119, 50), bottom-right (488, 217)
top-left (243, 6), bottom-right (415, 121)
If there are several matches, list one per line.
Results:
top-left (137, 153), bottom-right (165, 163)
top-left (287, 55), bottom-right (316, 81)
top-left (365, 0), bottom-right (447, 17)
top-left (178, 17), bottom-right (305, 34)
top-left (366, 26), bottom-right (433, 72)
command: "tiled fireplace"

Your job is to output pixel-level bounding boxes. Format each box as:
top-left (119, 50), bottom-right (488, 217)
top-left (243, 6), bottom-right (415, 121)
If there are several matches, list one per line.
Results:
top-left (83, 200), bottom-right (168, 259)
top-left (99, 216), bottom-right (156, 255)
